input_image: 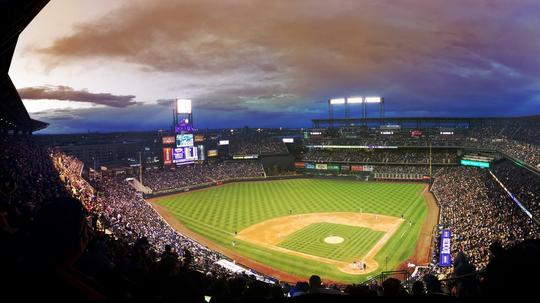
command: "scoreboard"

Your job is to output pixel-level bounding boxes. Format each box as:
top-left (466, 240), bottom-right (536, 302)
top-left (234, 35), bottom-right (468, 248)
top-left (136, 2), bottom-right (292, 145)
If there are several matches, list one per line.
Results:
top-left (172, 146), bottom-right (198, 164)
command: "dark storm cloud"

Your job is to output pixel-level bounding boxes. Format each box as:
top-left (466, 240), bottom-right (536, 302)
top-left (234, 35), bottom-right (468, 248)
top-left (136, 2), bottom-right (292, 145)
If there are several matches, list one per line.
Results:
top-left (18, 85), bottom-right (137, 108)
top-left (33, 0), bottom-right (540, 127)
top-left (156, 99), bottom-right (175, 106)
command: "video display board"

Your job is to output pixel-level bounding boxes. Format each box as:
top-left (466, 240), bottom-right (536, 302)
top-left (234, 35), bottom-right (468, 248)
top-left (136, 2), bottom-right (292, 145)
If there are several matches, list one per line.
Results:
top-left (461, 159), bottom-right (490, 168)
top-left (176, 134), bottom-right (194, 147)
top-left (172, 146), bottom-right (198, 164)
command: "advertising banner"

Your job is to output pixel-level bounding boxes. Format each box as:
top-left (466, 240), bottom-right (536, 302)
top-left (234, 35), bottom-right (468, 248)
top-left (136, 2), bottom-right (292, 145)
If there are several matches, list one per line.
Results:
top-left (315, 163), bottom-right (328, 170)
top-left (328, 164), bottom-right (340, 171)
top-left (163, 148), bottom-right (173, 165)
top-left (162, 136), bottom-right (175, 145)
top-left (439, 229), bottom-right (452, 267)
top-left (351, 165), bottom-right (363, 172)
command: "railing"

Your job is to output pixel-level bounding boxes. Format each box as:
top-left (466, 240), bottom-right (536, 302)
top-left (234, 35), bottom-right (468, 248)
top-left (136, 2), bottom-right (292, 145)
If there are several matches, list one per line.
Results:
top-left (362, 270), bottom-right (411, 287)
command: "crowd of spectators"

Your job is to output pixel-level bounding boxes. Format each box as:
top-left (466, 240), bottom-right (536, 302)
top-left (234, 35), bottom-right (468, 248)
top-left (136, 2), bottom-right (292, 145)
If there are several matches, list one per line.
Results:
top-left (303, 148), bottom-right (458, 164)
top-left (143, 162), bottom-right (265, 192)
top-left (490, 160), bottom-right (540, 219)
top-left (230, 137), bottom-right (289, 155)
top-left (2, 135), bottom-right (540, 299)
top-left (305, 123), bottom-right (540, 169)
top-left (430, 166), bottom-right (540, 281)
top-left (372, 165), bottom-right (429, 175)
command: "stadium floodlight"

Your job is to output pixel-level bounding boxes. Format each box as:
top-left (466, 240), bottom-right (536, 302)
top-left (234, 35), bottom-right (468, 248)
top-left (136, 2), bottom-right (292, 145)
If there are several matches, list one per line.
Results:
top-left (176, 99), bottom-right (192, 114)
top-left (329, 98), bottom-right (346, 105)
top-left (364, 97), bottom-right (382, 103)
top-left (347, 97), bottom-right (364, 104)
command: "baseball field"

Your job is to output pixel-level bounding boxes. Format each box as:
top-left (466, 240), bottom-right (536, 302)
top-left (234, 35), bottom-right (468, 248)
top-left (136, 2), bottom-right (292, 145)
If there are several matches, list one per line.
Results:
top-left (151, 178), bottom-right (437, 284)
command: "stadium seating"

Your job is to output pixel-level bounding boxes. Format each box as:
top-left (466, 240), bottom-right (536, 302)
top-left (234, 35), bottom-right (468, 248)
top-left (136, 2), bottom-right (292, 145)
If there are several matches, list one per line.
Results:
top-left (2, 135), bottom-right (540, 300)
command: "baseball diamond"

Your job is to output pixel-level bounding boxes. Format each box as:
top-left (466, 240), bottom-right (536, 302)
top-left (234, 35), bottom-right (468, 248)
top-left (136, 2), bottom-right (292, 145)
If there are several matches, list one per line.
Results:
top-left (151, 178), bottom-right (437, 283)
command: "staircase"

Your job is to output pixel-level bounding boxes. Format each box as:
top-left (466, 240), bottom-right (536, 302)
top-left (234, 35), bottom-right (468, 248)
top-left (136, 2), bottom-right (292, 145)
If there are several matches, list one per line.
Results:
top-left (128, 178), bottom-right (153, 194)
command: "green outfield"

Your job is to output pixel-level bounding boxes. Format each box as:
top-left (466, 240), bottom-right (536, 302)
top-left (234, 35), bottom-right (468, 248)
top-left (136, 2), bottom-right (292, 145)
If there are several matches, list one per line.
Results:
top-left (154, 178), bottom-right (428, 283)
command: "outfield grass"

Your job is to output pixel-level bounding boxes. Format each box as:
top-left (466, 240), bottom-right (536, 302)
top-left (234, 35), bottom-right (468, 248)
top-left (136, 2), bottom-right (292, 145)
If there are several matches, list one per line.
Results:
top-left (278, 223), bottom-right (384, 262)
top-left (154, 179), bottom-right (427, 283)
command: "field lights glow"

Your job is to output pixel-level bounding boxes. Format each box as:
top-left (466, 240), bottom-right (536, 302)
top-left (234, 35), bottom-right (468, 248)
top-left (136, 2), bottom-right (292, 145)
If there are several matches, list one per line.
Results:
top-left (347, 97), bottom-right (364, 104)
top-left (329, 98), bottom-right (346, 104)
top-left (176, 99), bottom-right (192, 114)
top-left (364, 97), bottom-right (382, 103)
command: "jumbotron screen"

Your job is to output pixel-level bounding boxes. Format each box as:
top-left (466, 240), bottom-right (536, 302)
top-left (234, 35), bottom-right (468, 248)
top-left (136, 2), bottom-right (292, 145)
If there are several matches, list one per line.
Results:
top-left (176, 134), bottom-right (194, 147)
top-left (172, 146), bottom-right (198, 164)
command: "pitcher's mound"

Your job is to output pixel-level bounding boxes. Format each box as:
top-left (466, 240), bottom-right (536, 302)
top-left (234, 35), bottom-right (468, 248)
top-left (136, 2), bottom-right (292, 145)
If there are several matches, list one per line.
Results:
top-left (324, 236), bottom-right (344, 244)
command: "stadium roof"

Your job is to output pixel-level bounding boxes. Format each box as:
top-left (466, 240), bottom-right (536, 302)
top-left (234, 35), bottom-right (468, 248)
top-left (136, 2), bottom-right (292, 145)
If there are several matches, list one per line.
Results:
top-left (312, 115), bottom-right (540, 129)
top-left (0, 0), bottom-right (50, 133)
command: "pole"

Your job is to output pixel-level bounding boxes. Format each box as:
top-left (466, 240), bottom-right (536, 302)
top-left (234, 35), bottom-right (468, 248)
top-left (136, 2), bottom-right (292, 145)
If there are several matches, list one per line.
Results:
top-left (139, 151), bottom-right (143, 186)
top-left (429, 141), bottom-right (432, 178)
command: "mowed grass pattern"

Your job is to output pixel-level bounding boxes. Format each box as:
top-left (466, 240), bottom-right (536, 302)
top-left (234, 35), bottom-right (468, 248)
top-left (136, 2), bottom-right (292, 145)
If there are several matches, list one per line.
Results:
top-left (154, 179), bottom-right (427, 283)
top-left (278, 223), bottom-right (384, 262)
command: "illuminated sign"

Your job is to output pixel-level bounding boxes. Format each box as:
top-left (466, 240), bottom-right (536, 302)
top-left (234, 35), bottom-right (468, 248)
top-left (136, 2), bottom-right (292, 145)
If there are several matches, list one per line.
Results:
top-left (219, 140), bottom-right (229, 145)
top-left (294, 162), bottom-right (305, 168)
top-left (176, 134), bottom-right (194, 147)
top-left (461, 159), bottom-right (490, 168)
top-left (207, 150), bottom-right (218, 157)
top-left (380, 131), bottom-right (394, 135)
top-left (439, 229), bottom-right (452, 267)
top-left (172, 147), bottom-right (198, 164)
top-left (176, 99), bottom-right (192, 114)
top-left (282, 138), bottom-right (294, 143)
top-left (162, 136), bottom-right (175, 145)
top-left (440, 131), bottom-right (454, 135)
top-left (232, 155), bottom-right (259, 159)
top-left (194, 134), bottom-right (204, 142)
top-left (310, 132), bottom-right (322, 135)
top-left (163, 148), bottom-right (173, 165)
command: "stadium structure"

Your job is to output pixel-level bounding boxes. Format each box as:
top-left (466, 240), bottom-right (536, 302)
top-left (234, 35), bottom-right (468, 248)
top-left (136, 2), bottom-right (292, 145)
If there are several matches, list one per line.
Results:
top-left (2, 0), bottom-right (540, 300)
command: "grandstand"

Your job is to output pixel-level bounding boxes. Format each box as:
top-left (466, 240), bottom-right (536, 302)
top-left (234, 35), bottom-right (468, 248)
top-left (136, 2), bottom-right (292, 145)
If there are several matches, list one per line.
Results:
top-left (2, 0), bottom-right (540, 300)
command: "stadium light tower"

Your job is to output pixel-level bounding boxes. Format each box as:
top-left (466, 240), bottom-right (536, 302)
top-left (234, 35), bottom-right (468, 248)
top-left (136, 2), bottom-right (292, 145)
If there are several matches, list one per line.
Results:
top-left (327, 96), bottom-right (384, 128)
top-left (346, 97), bottom-right (363, 124)
top-left (328, 98), bottom-right (346, 129)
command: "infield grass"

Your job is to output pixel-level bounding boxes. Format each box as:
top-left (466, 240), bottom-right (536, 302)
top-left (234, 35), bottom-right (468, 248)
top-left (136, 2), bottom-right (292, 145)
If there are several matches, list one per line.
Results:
top-left (154, 178), bottom-right (427, 283)
top-left (278, 223), bottom-right (384, 262)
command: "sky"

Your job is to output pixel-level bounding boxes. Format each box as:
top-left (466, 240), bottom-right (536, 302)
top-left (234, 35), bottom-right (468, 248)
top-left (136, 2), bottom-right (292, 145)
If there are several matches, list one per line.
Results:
top-left (9, 0), bottom-right (540, 134)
